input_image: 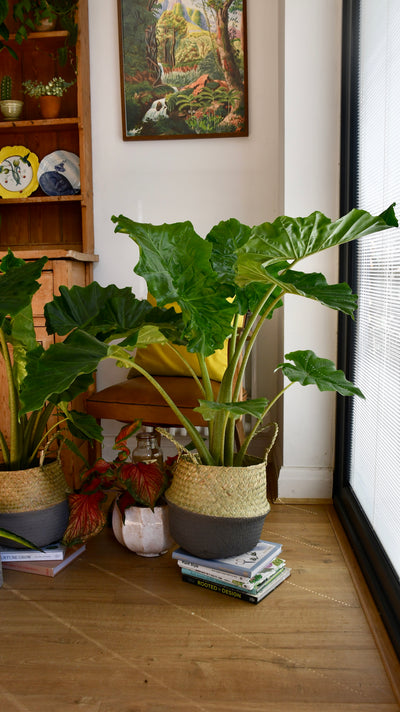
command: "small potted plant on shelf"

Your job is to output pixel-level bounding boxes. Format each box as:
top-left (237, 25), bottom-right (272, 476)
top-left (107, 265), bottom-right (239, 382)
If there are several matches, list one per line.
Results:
top-left (62, 421), bottom-right (174, 556)
top-left (0, 75), bottom-right (23, 120)
top-left (22, 76), bottom-right (75, 118)
top-left (0, 250), bottom-right (101, 548)
top-left (19, 204), bottom-right (398, 558)
top-left (0, 1), bottom-right (78, 63)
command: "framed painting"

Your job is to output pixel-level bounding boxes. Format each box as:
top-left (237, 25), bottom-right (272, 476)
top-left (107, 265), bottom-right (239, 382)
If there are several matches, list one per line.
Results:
top-left (117, 0), bottom-right (248, 141)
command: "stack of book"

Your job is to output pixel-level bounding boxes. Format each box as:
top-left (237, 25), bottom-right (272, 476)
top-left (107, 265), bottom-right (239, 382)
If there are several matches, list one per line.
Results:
top-left (0, 541), bottom-right (86, 577)
top-left (173, 539), bottom-right (290, 604)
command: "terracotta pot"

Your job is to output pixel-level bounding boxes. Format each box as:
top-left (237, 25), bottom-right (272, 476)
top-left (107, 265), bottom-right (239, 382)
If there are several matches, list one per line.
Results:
top-left (39, 95), bottom-right (62, 119)
top-left (112, 502), bottom-right (173, 557)
top-left (165, 456), bottom-right (270, 559)
top-left (0, 460), bottom-right (69, 548)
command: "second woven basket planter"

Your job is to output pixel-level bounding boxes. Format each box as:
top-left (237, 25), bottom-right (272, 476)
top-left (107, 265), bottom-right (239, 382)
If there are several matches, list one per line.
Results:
top-left (165, 455), bottom-right (270, 559)
top-left (0, 459), bottom-right (70, 548)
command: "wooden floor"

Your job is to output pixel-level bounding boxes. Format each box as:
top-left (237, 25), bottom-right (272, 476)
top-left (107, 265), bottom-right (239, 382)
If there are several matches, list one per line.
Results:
top-left (1, 503), bottom-right (399, 712)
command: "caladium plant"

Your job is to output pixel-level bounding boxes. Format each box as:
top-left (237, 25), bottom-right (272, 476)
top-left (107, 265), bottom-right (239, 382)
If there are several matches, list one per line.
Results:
top-left (62, 421), bottom-right (173, 545)
top-left (19, 204), bottom-right (398, 468)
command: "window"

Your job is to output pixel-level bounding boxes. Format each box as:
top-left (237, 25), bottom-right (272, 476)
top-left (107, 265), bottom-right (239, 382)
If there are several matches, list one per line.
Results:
top-left (335, 0), bottom-right (400, 656)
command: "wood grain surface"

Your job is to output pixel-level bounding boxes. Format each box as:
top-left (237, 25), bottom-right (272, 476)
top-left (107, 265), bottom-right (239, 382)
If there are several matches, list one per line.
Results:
top-left (1, 503), bottom-right (399, 712)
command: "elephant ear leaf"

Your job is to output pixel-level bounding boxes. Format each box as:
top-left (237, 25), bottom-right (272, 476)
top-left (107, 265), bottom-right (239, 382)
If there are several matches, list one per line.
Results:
top-left (112, 215), bottom-right (236, 356)
top-left (277, 350), bottom-right (364, 398)
top-left (195, 398), bottom-right (269, 422)
top-left (237, 205), bottom-right (398, 266)
top-left (0, 254), bottom-right (47, 322)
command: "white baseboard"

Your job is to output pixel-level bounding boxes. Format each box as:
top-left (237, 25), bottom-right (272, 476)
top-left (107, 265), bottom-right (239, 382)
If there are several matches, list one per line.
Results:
top-left (278, 466), bottom-right (333, 499)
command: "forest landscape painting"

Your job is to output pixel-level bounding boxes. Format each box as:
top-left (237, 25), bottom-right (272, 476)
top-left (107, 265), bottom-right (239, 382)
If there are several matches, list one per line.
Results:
top-left (118, 0), bottom-right (248, 140)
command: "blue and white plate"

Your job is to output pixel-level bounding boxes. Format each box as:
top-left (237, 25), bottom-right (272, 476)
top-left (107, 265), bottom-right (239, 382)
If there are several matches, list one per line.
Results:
top-left (37, 150), bottom-right (80, 196)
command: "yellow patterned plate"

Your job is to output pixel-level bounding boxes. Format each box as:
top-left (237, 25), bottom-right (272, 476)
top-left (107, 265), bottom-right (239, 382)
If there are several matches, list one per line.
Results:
top-left (0, 145), bottom-right (39, 198)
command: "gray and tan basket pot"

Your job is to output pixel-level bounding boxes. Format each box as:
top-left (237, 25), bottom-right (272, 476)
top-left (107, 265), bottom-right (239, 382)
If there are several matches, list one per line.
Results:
top-left (165, 455), bottom-right (271, 559)
top-left (0, 458), bottom-right (70, 548)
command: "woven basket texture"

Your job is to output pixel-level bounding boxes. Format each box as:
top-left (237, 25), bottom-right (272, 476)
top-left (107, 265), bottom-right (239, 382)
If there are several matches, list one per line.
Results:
top-left (166, 456), bottom-right (270, 518)
top-left (0, 460), bottom-right (68, 513)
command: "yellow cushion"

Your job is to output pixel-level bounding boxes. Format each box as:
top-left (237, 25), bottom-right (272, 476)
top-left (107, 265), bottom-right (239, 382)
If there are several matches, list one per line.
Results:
top-left (135, 341), bottom-right (228, 381)
top-left (132, 295), bottom-right (231, 382)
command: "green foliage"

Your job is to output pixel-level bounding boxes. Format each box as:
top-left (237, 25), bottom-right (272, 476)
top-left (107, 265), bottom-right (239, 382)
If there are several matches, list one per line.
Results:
top-left (191, 9), bottom-right (202, 27)
top-left (62, 422), bottom-right (173, 546)
top-left (0, 0), bottom-right (77, 64)
top-left (0, 250), bottom-right (101, 471)
top-left (0, 0), bottom-right (17, 58)
top-left (198, 51), bottom-right (225, 81)
top-left (0, 527), bottom-right (38, 548)
top-left (20, 205), bottom-right (398, 468)
top-left (277, 351), bottom-right (364, 397)
top-left (22, 76), bottom-right (74, 97)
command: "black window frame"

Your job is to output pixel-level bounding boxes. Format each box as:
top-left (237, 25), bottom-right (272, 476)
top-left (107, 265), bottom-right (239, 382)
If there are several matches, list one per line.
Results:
top-left (334, 0), bottom-right (400, 658)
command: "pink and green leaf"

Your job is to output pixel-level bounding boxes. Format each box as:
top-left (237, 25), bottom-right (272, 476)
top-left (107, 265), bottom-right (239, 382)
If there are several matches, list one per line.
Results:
top-left (63, 491), bottom-right (108, 545)
top-left (117, 461), bottom-right (166, 508)
top-left (116, 491), bottom-right (137, 520)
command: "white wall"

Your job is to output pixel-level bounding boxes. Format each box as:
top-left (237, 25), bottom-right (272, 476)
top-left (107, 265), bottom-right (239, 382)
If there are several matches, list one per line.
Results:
top-left (88, 0), bottom-right (285, 436)
top-left (280, 0), bottom-right (343, 498)
top-left (88, 0), bottom-right (284, 296)
top-left (87, 0), bottom-right (343, 497)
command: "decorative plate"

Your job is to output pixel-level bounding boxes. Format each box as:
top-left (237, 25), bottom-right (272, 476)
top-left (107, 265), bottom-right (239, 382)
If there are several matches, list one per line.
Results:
top-left (0, 146), bottom-right (39, 199)
top-left (37, 150), bottom-right (80, 196)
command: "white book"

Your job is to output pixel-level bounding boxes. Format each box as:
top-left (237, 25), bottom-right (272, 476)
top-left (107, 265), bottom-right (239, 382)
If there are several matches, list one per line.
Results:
top-left (2, 545), bottom-right (86, 576)
top-left (172, 540), bottom-right (282, 578)
top-left (0, 541), bottom-right (67, 562)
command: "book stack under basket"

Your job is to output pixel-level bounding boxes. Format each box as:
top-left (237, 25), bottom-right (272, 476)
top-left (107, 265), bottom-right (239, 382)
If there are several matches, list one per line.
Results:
top-left (0, 541), bottom-right (86, 577)
top-left (172, 539), bottom-right (291, 604)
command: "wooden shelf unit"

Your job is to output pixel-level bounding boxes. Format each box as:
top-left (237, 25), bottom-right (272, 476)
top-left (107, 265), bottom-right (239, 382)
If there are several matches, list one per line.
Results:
top-left (0, 0), bottom-right (94, 256)
top-left (0, 1), bottom-right (96, 486)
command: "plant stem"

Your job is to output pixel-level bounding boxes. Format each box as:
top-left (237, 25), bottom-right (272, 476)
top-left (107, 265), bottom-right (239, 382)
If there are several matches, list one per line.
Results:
top-left (0, 327), bottom-right (20, 465)
top-left (0, 429), bottom-right (10, 464)
top-left (197, 351), bottom-right (215, 443)
top-left (112, 351), bottom-right (215, 465)
top-left (235, 382), bottom-right (293, 466)
top-left (165, 342), bottom-right (205, 393)
top-left (27, 410), bottom-right (68, 465)
top-left (233, 289), bottom-right (283, 403)
top-left (209, 314), bottom-right (240, 464)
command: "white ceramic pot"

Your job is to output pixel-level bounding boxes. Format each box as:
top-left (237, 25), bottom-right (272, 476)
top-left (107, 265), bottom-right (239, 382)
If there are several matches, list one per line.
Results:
top-left (112, 503), bottom-right (173, 557)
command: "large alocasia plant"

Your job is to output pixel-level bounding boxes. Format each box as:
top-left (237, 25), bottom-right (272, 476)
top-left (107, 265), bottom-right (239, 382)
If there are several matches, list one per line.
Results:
top-left (19, 205), bottom-right (397, 467)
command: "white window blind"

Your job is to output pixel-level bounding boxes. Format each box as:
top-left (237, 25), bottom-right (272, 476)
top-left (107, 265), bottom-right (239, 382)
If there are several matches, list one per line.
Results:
top-left (350, 0), bottom-right (400, 576)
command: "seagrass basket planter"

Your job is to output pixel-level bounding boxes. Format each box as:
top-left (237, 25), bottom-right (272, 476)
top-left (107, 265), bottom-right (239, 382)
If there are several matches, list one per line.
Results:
top-left (165, 455), bottom-right (271, 559)
top-left (0, 458), bottom-right (69, 548)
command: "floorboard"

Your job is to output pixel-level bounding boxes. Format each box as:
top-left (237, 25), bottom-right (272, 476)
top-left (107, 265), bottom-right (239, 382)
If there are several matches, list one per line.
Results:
top-left (0, 503), bottom-right (399, 712)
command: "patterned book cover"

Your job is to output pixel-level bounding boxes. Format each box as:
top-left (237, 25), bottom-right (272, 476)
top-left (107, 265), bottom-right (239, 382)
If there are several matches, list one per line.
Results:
top-left (182, 567), bottom-right (291, 604)
top-left (177, 557), bottom-right (286, 590)
top-left (172, 540), bottom-right (282, 577)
